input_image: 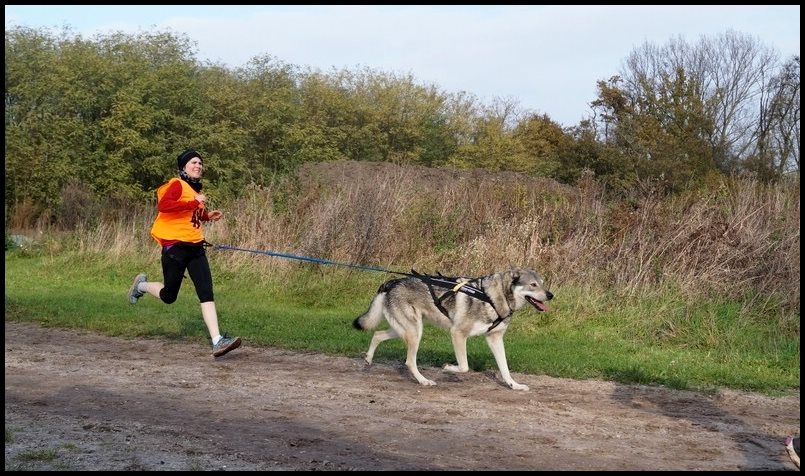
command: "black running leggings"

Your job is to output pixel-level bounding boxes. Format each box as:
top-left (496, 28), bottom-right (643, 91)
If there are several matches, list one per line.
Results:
top-left (159, 243), bottom-right (214, 304)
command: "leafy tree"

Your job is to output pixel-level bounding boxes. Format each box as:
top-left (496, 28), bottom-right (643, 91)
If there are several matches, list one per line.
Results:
top-left (554, 121), bottom-right (602, 184)
top-left (5, 26), bottom-right (206, 218)
top-left (448, 97), bottom-right (527, 172)
top-left (96, 30), bottom-right (207, 200)
top-left (512, 113), bottom-right (571, 177)
top-left (6, 26), bottom-right (85, 216)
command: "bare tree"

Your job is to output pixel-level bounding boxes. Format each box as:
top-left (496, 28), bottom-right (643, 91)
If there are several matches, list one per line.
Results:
top-left (764, 55), bottom-right (800, 176)
top-left (620, 30), bottom-right (783, 173)
top-left (700, 30), bottom-right (779, 171)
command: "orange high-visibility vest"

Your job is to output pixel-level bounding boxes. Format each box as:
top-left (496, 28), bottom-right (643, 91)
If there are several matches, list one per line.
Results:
top-left (150, 178), bottom-right (205, 245)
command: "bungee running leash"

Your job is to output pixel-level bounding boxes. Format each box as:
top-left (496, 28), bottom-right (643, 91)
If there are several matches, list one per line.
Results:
top-left (207, 241), bottom-right (393, 274)
top-left (205, 241), bottom-right (508, 329)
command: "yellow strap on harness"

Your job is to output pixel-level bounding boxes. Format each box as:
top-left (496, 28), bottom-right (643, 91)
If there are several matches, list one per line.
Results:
top-left (452, 280), bottom-right (469, 292)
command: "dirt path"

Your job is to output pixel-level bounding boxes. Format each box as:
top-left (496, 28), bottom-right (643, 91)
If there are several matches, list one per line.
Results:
top-left (4, 321), bottom-right (800, 471)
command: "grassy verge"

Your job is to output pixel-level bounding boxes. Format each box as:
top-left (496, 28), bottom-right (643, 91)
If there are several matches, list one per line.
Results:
top-left (5, 251), bottom-right (799, 395)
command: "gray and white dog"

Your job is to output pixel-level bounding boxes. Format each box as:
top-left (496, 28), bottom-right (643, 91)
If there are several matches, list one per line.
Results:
top-left (353, 268), bottom-right (552, 390)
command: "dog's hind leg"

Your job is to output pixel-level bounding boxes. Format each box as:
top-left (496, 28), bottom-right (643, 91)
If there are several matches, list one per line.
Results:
top-left (485, 332), bottom-right (529, 391)
top-left (365, 329), bottom-right (397, 365)
top-left (402, 324), bottom-right (436, 386)
top-left (443, 328), bottom-right (470, 373)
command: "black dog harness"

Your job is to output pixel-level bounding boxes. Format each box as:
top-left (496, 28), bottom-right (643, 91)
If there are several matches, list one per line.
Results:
top-left (410, 270), bottom-right (512, 332)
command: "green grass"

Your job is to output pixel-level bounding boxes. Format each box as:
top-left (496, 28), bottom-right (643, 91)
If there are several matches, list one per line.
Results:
top-left (16, 448), bottom-right (58, 462)
top-left (5, 251), bottom-right (799, 395)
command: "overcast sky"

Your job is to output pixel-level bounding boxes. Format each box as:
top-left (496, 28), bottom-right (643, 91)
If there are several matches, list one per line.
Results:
top-left (5, 5), bottom-right (801, 127)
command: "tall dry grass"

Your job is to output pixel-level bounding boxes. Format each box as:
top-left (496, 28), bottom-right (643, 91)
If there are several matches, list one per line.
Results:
top-left (262, 162), bottom-right (797, 314)
top-left (10, 160), bottom-right (800, 320)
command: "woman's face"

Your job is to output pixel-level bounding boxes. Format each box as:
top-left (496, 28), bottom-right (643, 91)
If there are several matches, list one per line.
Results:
top-left (183, 157), bottom-right (203, 179)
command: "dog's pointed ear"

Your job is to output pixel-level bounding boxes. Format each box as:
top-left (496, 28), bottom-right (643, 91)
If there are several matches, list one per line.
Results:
top-left (511, 269), bottom-right (521, 286)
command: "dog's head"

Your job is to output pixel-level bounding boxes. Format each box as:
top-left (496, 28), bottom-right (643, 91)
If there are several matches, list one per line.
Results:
top-left (511, 268), bottom-right (553, 312)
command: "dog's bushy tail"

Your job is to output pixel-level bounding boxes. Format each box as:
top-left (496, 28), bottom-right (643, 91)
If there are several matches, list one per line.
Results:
top-left (353, 292), bottom-right (387, 330)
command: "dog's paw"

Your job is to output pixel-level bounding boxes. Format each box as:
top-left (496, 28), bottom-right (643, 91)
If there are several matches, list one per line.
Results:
top-left (418, 378), bottom-right (437, 386)
top-left (363, 356), bottom-right (373, 365)
top-left (509, 382), bottom-right (529, 391)
top-left (442, 364), bottom-right (466, 373)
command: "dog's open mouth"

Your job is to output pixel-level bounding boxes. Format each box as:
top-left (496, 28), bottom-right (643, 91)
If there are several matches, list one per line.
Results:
top-left (526, 296), bottom-right (549, 312)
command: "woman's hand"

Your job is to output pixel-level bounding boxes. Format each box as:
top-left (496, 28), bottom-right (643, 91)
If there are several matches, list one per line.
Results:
top-left (207, 210), bottom-right (223, 221)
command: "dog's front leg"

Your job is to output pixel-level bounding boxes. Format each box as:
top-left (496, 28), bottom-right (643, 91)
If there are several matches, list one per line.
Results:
top-left (443, 328), bottom-right (470, 373)
top-left (485, 332), bottom-right (529, 391)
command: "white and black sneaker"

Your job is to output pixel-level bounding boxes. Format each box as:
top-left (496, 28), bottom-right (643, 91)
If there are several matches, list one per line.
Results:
top-left (212, 335), bottom-right (242, 357)
top-left (128, 273), bottom-right (147, 305)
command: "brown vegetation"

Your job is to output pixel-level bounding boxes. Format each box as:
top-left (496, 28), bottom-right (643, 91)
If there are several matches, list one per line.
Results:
top-left (16, 160), bottom-right (796, 321)
top-left (235, 162), bottom-right (799, 311)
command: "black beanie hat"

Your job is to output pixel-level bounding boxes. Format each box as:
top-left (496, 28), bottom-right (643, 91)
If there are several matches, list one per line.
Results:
top-left (177, 148), bottom-right (202, 170)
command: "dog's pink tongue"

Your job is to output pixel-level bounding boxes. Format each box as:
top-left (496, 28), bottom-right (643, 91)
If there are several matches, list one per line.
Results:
top-left (528, 297), bottom-right (549, 312)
